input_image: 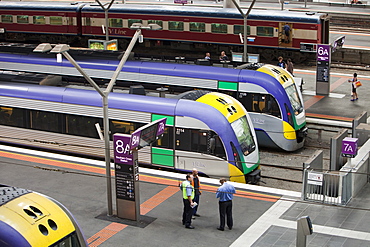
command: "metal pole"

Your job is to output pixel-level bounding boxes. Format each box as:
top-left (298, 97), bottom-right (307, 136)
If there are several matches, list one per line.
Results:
top-left (61, 52), bottom-right (104, 97)
top-left (95, 0), bottom-right (115, 41)
top-left (105, 10), bottom-right (109, 41)
top-left (60, 52), bottom-right (113, 216)
top-left (58, 27), bottom-right (147, 217)
top-left (102, 94), bottom-right (112, 216)
top-left (105, 29), bottom-right (141, 94)
top-left (243, 17), bottom-right (247, 63)
top-left (230, 0), bottom-right (256, 63)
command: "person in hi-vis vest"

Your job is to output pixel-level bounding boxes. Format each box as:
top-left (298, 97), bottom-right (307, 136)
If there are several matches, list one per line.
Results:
top-left (181, 174), bottom-right (195, 229)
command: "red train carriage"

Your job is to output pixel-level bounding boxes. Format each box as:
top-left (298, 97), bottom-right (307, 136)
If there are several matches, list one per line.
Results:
top-left (0, 2), bottom-right (329, 61)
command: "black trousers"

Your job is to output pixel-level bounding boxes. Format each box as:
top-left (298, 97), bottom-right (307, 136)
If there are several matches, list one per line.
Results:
top-left (218, 200), bottom-right (233, 229)
top-left (193, 194), bottom-right (200, 215)
top-left (182, 199), bottom-right (193, 227)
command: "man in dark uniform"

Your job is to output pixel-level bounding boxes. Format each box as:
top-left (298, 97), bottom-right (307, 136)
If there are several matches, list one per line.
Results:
top-left (191, 168), bottom-right (201, 217)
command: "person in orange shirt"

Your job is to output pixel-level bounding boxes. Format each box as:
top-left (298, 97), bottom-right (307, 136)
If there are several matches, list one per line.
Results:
top-left (191, 168), bottom-right (202, 217)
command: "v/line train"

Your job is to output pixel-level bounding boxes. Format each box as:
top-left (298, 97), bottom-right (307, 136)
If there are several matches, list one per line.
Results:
top-left (0, 184), bottom-right (87, 247)
top-left (0, 52), bottom-right (307, 151)
top-left (0, 1), bottom-right (330, 61)
top-left (0, 81), bottom-right (260, 184)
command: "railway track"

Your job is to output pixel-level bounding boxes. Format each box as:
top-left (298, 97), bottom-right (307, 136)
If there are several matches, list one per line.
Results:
top-left (258, 118), bottom-right (354, 191)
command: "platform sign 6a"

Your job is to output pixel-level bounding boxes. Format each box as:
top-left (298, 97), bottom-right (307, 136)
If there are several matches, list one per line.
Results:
top-left (341, 137), bottom-right (358, 158)
top-left (317, 44), bottom-right (331, 62)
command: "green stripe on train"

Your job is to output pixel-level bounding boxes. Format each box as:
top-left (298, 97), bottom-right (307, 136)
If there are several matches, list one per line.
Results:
top-left (152, 147), bottom-right (174, 167)
top-left (218, 81), bottom-right (238, 91)
top-left (152, 114), bottom-right (174, 126)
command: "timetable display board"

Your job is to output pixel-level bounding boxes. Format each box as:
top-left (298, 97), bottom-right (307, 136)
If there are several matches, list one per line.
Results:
top-left (316, 44), bottom-right (331, 95)
top-left (130, 118), bottom-right (166, 150)
top-left (114, 134), bottom-right (139, 220)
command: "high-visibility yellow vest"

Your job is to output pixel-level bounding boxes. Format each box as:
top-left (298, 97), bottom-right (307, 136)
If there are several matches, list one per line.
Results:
top-left (182, 181), bottom-right (194, 200)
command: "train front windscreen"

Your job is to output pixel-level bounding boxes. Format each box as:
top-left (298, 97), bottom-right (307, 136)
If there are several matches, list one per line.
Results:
top-left (230, 116), bottom-right (256, 156)
top-left (285, 84), bottom-right (304, 115)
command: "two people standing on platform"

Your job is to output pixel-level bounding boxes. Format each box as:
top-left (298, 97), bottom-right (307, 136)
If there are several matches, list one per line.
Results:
top-left (180, 169), bottom-right (201, 229)
top-left (277, 56), bottom-right (294, 76)
top-left (181, 174), bottom-right (196, 229)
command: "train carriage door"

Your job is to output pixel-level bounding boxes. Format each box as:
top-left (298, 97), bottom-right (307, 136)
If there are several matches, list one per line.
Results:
top-left (279, 23), bottom-right (292, 47)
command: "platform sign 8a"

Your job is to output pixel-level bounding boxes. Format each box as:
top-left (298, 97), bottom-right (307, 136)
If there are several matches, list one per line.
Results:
top-left (130, 118), bottom-right (167, 150)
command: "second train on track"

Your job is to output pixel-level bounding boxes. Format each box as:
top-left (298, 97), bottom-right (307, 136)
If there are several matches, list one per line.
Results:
top-left (0, 52), bottom-right (307, 151)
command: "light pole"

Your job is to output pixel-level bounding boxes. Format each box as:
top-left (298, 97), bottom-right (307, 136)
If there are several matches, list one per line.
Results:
top-left (95, 0), bottom-right (115, 41)
top-left (33, 23), bottom-right (161, 216)
top-left (230, 0), bottom-right (257, 63)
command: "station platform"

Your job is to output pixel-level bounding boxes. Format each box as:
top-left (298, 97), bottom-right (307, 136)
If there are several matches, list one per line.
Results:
top-left (297, 67), bottom-right (370, 122)
top-left (1, 142), bottom-right (370, 247)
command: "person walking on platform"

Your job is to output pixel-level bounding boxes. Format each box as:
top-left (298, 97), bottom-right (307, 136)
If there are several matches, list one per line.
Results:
top-left (216, 178), bottom-right (236, 231)
top-left (191, 168), bottom-right (202, 218)
top-left (286, 58), bottom-right (294, 76)
top-left (181, 174), bottom-right (196, 229)
top-left (348, 72), bottom-right (360, 101)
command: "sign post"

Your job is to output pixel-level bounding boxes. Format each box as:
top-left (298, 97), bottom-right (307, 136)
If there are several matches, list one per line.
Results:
top-left (113, 118), bottom-right (166, 221)
top-left (341, 137), bottom-right (358, 167)
top-left (316, 44), bottom-right (331, 95)
top-left (114, 134), bottom-right (139, 220)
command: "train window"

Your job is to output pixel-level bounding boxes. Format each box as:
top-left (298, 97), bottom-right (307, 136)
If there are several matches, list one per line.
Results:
top-left (110, 120), bottom-right (135, 135)
top-left (211, 23), bottom-right (227, 34)
top-left (175, 128), bottom-right (191, 151)
top-left (237, 93), bottom-right (281, 118)
top-left (33, 16), bottom-right (46, 25)
top-left (0, 106), bottom-right (26, 127)
top-left (17, 15), bottom-right (29, 24)
top-left (128, 19), bottom-right (142, 28)
top-left (256, 26), bottom-right (274, 37)
top-left (230, 116), bottom-right (255, 156)
top-left (50, 16), bottom-right (63, 25)
top-left (213, 135), bottom-right (226, 159)
top-left (191, 130), bottom-right (207, 153)
top-left (148, 20), bottom-right (163, 27)
top-left (110, 18), bottom-right (123, 28)
top-left (1, 15), bottom-right (13, 23)
top-left (30, 110), bottom-right (61, 133)
top-left (233, 25), bottom-right (250, 35)
top-left (65, 115), bottom-right (100, 138)
top-left (51, 231), bottom-right (81, 247)
top-left (285, 103), bottom-right (294, 127)
top-left (190, 22), bottom-right (205, 32)
top-left (153, 126), bottom-right (173, 149)
top-left (85, 17), bottom-right (91, 26)
top-left (169, 21), bottom-right (184, 31)
top-left (285, 84), bottom-right (303, 115)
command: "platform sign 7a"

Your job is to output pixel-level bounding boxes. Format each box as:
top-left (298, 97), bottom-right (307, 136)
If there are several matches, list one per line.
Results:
top-left (342, 137), bottom-right (358, 158)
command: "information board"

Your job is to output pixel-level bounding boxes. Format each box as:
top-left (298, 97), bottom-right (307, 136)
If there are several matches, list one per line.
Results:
top-left (114, 133), bottom-right (140, 220)
top-left (130, 118), bottom-right (166, 150)
top-left (316, 44), bottom-right (331, 95)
